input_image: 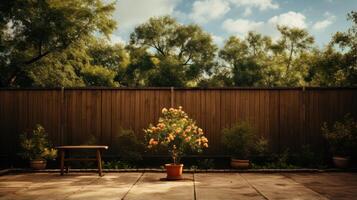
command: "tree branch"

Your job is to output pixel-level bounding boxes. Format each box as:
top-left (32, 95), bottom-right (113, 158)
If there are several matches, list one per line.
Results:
top-left (24, 50), bottom-right (51, 65)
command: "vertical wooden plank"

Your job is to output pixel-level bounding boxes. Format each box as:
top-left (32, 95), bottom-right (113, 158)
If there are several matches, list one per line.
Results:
top-left (101, 90), bottom-right (112, 146)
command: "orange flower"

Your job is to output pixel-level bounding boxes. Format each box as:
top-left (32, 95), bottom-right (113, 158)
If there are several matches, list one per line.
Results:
top-left (201, 136), bottom-right (208, 143)
top-left (185, 136), bottom-right (191, 142)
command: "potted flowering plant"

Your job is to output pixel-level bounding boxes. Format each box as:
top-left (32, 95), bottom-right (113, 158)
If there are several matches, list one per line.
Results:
top-left (19, 124), bottom-right (57, 170)
top-left (144, 106), bottom-right (208, 180)
top-left (322, 115), bottom-right (357, 168)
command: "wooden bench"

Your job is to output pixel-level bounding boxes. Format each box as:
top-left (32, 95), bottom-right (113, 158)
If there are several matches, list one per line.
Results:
top-left (56, 145), bottom-right (108, 176)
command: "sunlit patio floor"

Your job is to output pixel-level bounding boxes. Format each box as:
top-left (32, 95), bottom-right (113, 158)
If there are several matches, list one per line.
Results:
top-left (0, 172), bottom-right (356, 200)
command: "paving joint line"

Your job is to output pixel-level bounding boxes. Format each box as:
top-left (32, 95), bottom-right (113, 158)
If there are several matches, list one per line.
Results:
top-left (193, 173), bottom-right (197, 200)
top-left (63, 175), bottom-right (101, 200)
top-left (281, 173), bottom-right (329, 200)
top-left (121, 172), bottom-right (144, 200)
top-left (239, 173), bottom-right (269, 200)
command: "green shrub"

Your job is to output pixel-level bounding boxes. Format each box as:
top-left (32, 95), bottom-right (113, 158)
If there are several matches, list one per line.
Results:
top-left (322, 114), bottom-right (357, 156)
top-left (111, 127), bottom-right (144, 163)
top-left (221, 121), bottom-right (256, 159)
top-left (19, 124), bottom-right (57, 160)
top-left (104, 160), bottom-right (134, 169)
top-left (197, 159), bottom-right (215, 169)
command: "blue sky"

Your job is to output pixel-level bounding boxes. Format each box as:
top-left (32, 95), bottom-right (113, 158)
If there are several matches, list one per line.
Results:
top-left (111, 0), bottom-right (357, 47)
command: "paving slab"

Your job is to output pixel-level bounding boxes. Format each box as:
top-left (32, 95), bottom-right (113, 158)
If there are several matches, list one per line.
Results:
top-left (284, 172), bottom-right (357, 200)
top-left (195, 173), bottom-right (264, 200)
top-left (124, 173), bottom-right (194, 200)
top-left (241, 173), bottom-right (328, 200)
top-left (65, 173), bottom-right (142, 200)
top-left (0, 173), bottom-right (99, 200)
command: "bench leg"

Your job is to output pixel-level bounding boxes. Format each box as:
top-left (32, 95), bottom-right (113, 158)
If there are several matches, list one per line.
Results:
top-left (96, 149), bottom-right (103, 176)
top-left (60, 150), bottom-right (65, 175)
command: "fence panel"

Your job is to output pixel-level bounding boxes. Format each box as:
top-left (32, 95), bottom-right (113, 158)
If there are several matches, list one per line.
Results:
top-left (0, 88), bottom-right (356, 158)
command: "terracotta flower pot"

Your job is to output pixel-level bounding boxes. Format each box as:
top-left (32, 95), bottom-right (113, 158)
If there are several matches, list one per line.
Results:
top-left (230, 158), bottom-right (250, 169)
top-left (165, 164), bottom-right (183, 180)
top-left (30, 159), bottom-right (47, 170)
top-left (333, 156), bottom-right (350, 168)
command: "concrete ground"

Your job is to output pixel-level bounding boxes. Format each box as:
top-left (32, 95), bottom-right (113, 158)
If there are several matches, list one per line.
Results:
top-left (0, 172), bottom-right (356, 200)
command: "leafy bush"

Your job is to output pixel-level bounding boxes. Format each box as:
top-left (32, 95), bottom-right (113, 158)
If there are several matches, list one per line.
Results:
top-left (19, 124), bottom-right (57, 160)
top-left (252, 149), bottom-right (297, 169)
top-left (144, 106), bottom-right (208, 164)
top-left (322, 114), bottom-right (357, 156)
top-left (104, 160), bottom-right (134, 169)
top-left (221, 121), bottom-right (257, 159)
top-left (111, 127), bottom-right (144, 163)
top-left (197, 159), bottom-right (215, 169)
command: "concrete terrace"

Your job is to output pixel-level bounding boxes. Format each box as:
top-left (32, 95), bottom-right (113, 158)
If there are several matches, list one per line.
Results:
top-left (0, 172), bottom-right (357, 200)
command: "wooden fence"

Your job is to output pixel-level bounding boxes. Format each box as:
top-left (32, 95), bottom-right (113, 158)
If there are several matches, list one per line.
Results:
top-left (0, 87), bottom-right (356, 158)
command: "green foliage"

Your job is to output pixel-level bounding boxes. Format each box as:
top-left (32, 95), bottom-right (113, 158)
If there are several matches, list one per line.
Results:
top-left (219, 35), bottom-right (265, 86)
top-left (252, 149), bottom-right (297, 169)
top-left (111, 127), bottom-right (144, 163)
top-left (197, 159), bottom-right (215, 169)
top-left (19, 124), bottom-right (57, 160)
top-left (322, 114), bottom-right (357, 156)
top-left (81, 65), bottom-right (119, 87)
top-left (221, 121), bottom-right (257, 159)
top-left (0, 0), bottom-right (116, 87)
top-left (0, 3), bottom-right (356, 88)
top-left (296, 145), bottom-right (325, 168)
top-left (128, 16), bottom-right (217, 87)
top-left (330, 11), bottom-right (357, 86)
top-left (306, 47), bottom-right (347, 86)
top-left (104, 160), bottom-right (134, 169)
top-left (252, 137), bottom-right (269, 157)
top-left (144, 107), bottom-right (208, 164)
top-left (87, 39), bottom-right (129, 83)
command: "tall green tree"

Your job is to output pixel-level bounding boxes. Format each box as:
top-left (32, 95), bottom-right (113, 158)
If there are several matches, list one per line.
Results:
top-left (87, 39), bottom-right (129, 84)
top-left (0, 0), bottom-right (116, 86)
top-left (266, 26), bottom-right (314, 86)
top-left (127, 16), bottom-right (217, 87)
top-left (330, 11), bottom-right (357, 86)
top-left (274, 26), bottom-right (314, 72)
top-left (219, 32), bottom-right (271, 86)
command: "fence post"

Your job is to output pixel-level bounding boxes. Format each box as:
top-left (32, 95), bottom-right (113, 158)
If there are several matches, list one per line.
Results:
top-left (60, 87), bottom-right (65, 145)
top-left (302, 86), bottom-right (306, 145)
top-left (170, 87), bottom-right (174, 108)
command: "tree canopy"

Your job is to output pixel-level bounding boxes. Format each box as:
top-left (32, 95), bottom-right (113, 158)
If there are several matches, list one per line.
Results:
top-left (0, 2), bottom-right (355, 88)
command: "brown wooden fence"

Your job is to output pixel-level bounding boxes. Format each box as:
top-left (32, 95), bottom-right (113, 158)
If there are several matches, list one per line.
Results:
top-left (0, 87), bottom-right (356, 158)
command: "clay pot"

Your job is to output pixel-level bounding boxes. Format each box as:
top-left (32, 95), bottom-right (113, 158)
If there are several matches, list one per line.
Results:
top-left (230, 158), bottom-right (250, 169)
top-left (165, 164), bottom-right (183, 180)
top-left (333, 156), bottom-right (350, 168)
top-left (30, 159), bottom-right (47, 170)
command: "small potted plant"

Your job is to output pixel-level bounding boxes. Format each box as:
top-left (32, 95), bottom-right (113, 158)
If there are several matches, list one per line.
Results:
top-left (20, 124), bottom-right (57, 170)
top-left (221, 121), bottom-right (257, 169)
top-left (322, 115), bottom-right (357, 168)
top-left (144, 106), bottom-right (208, 180)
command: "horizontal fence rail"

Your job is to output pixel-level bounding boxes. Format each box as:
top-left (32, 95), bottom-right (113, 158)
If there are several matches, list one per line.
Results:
top-left (0, 87), bottom-right (356, 159)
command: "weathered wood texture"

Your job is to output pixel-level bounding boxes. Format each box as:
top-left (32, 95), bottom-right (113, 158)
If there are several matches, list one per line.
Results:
top-left (0, 88), bottom-right (356, 157)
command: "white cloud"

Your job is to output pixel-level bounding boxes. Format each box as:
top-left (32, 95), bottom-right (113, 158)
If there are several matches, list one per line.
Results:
top-left (229, 0), bottom-right (279, 10)
top-left (243, 7), bottom-right (252, 16)
top-left (222, 19), bottom-right (264, 35)
top-left (312, 19), bottom-right (333, 30)
top-left (268, 11), bottom-right (307, 29)
top-left (110, 34), bottom-right (126, 45)
top-left (312, 13), bottom-right (336, 31)
top-left (114, 0), bottom-right (179, 30)
top-left (190, 0), bottom-right (230, 23)
top-left (222, 11), bottom-right (308, 39)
